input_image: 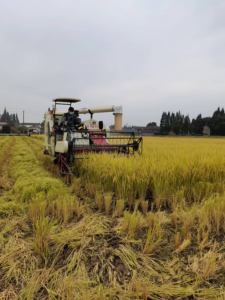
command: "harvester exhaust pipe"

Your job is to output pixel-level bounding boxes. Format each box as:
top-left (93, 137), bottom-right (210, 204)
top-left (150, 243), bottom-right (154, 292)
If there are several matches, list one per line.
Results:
top-left (78, 105), bottom-right (123, 130)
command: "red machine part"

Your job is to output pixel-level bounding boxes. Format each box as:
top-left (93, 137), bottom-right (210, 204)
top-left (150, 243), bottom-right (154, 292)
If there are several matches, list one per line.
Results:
top-left (73, 132), bottom-right (129, 154)
top-left (58, 153), bottom-right (73, 175)
top-left (89, 133), bottom-right (129, 154)
top-left (89, 134), bottom-right (109, 146)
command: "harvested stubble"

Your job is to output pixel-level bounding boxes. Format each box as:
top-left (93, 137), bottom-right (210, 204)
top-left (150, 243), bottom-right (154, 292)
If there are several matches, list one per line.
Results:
top-left (1, 136), bottom-right (225, 299)
top-left (24, 137), bottom-right (61, 179)
top-left (0, 137), bottom-right (12, 164)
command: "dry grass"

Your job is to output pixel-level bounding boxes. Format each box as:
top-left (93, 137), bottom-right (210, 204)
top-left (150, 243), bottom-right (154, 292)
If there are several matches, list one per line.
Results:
top-left (142, 229), bottom-right (162, 254)
top-left (175, 239), bottom-right (191, 253)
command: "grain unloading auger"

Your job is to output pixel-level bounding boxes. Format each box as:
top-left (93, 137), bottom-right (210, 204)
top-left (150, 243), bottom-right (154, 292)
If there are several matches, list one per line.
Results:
top-left (43, 98), bottom-right (143, 175)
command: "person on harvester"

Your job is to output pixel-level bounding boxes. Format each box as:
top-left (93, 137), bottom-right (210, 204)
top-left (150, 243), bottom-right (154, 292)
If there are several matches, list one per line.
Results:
top-left (60, 107), bottom-right (82, 131)
top-left (60, 107), bottom-right (86, 145)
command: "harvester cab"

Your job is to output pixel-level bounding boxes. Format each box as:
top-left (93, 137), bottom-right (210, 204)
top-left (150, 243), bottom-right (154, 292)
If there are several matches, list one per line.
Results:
top-left (44, 98), bottom-right (143, 175)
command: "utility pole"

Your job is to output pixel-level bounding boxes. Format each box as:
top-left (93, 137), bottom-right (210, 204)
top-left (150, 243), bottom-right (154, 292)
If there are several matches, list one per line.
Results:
top-left (23, 111), bottom-right (24, 134)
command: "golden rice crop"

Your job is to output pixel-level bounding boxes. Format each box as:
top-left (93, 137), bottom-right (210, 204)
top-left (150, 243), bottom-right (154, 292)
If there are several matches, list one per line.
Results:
top-left (30, 134), bottom-right (45, 141)
top-left (78, 137), bottom-right (225, 206)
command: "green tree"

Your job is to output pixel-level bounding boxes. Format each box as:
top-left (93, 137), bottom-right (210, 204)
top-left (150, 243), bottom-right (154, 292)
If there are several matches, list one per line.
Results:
top-left (171, 112), bottom-right (183, 135)
top-left (146, 122), bottom-right (157, 127)
top-left (191, 114), bottom-right (210, 135)
top-left (171, 120), bottom-right (180, 135)
top-left (208, 107), bottom-right (225, 135)
top-left (183, 115), bottom-right (190, 134)
top-left (165, 112), bottom-right (170, 133)
top-left (160, 112), bottom-right (167, 134)
top-left (16, 113), bottom-right (19, 123)
top-left (2, 125), bottom-right (11, 133)
top-left (18, 126), bottom-right (28, 134)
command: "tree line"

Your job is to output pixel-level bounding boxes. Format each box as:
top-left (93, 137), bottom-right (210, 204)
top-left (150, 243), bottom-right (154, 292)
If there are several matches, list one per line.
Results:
top-left (0, 108), bottom-right (44, 134)
top-left (0, 108), bottom-right (24, 133)
top-left (0, 108), bottom-right (20, 126)
top-left (159, 107), bottom-right (225, 135)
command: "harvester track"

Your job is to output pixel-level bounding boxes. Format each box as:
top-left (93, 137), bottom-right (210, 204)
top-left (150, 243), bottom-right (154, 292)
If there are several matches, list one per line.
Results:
top-left (23, 137), bottom-right (72, 184)
top-left (0, 137), bottom-right (15, 193)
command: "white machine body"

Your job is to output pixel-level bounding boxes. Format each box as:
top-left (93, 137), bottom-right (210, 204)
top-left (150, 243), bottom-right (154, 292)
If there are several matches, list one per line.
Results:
top-left (44, 104), bottom-right (120, 157)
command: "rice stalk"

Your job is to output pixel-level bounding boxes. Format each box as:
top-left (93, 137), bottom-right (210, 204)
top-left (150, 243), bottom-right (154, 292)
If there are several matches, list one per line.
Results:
top-left (104, 192), bottom-right (113, 215)
top-left (114, 199), bottom-right (125, 218)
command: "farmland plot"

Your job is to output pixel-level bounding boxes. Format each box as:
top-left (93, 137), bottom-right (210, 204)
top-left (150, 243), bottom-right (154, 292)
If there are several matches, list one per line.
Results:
top-left (0, 135), bottom-right (225, 299)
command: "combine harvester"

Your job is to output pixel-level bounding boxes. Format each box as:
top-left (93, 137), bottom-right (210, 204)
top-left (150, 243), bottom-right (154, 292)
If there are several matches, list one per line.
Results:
top-left (44, 98), bottom-right (142, 175)
top-left (28, 128), bottom-right (39, 135)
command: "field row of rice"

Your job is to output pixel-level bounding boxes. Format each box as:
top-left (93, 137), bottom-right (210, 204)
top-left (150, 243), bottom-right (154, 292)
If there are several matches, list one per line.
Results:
top-left (1, 135), bottom-right (225, 299)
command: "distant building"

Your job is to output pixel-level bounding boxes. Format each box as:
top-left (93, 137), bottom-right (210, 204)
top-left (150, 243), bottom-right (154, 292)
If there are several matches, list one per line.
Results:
top-left (132, 126), bottom-right (160, 136)
top-left (123, 128), bottom-right (138, 133)
top-left (203, 125), bottom-right (210, 136)
top-left (0, 122), bottom-right (6, 131)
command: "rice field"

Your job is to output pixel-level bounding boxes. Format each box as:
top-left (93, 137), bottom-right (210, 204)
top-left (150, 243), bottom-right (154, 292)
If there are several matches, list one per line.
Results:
top-left (1, 135), bottom-right (225, 299)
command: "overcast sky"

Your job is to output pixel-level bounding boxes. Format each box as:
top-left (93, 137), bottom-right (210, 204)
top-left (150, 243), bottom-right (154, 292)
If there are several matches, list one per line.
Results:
top-left (0, 0), bottom-right (225, 126)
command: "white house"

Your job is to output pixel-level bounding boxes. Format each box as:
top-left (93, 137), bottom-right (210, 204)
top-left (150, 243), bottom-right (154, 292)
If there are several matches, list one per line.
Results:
top-left (0, 122), bottom-right (6, 131)
top-left (203, 126), bottom-right (210, 136)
